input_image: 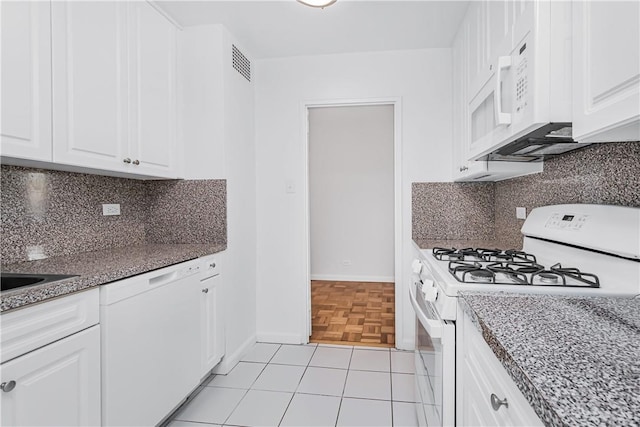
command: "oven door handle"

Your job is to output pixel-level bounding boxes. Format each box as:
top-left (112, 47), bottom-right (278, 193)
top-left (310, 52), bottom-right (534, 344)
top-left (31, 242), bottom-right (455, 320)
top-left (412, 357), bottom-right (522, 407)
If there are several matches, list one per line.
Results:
top-left (409, 286), bottom-right (443, 339)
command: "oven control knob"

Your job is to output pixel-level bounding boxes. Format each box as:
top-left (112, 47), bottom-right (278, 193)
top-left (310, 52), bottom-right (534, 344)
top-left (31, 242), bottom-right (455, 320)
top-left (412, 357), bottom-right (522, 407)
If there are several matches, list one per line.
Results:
top-left (411, 260), bottom-right (423, 274)
top-left (420, 279), bottom-right (434, 292)
top-left (424, 287), bottom-right (438, 302)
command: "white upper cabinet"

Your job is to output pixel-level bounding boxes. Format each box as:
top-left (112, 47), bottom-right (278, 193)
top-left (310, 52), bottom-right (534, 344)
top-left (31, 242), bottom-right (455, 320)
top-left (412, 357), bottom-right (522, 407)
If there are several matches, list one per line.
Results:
top-left (0, 1), bottom-right (52, 162)
top-left (572, 1), bottom-right (640, 143)
top-left (453, 1), bottom-right (542, 182)
top-left (128, 2), bottom-right (177, 177)
top-left (51, 1), bottom-right (129, 173)
top-left (2, 1), bottom-right (178, 179)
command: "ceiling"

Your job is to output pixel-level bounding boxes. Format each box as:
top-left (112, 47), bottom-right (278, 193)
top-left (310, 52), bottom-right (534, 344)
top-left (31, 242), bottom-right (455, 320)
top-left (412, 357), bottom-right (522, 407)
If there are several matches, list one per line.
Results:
top-left (156, 0), bottom-right (470, 59)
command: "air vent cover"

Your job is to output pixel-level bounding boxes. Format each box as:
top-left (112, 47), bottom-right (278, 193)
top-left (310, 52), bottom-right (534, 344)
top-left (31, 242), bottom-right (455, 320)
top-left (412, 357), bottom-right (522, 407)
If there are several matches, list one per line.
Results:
top-left (232, 45), bottom-right (251, 82)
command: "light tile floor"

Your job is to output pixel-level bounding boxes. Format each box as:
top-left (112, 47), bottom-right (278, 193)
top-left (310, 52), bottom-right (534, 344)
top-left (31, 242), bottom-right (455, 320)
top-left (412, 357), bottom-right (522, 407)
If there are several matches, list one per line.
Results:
top-left (168, 343), bottom-right (419, 427)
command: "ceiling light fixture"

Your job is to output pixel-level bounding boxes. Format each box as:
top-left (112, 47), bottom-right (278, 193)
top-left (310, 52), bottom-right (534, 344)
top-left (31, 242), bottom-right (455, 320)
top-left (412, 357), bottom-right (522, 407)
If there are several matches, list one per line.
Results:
top-left (297, 0), bottom-right (337, 9)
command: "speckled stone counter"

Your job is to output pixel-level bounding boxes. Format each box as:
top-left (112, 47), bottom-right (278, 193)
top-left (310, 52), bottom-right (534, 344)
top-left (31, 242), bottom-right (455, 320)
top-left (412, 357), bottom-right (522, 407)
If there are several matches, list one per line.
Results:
top-left (459, 292), bottom-right (640, 427)
top-left (1, 243), bottom-right (226, 313)
top-left (413, 238), bottom-right (501, 250)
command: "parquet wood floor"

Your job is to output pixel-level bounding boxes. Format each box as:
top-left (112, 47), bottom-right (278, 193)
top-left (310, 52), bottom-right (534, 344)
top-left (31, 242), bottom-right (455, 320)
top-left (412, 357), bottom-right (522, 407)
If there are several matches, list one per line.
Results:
top-left (310, 280), bottom-right (395, 347)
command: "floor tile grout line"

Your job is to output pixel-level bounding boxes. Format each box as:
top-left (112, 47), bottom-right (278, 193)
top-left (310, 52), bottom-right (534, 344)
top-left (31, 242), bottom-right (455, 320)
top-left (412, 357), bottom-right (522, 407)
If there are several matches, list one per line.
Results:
top-left (221, 387), bottom-right (251, 426)
top-left (292, 343), bottom-right (319, 395)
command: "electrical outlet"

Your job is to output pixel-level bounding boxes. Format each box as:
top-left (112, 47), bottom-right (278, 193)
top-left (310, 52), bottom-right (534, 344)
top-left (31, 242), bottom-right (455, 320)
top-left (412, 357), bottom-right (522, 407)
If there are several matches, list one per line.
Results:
top-left (102, 204), bottom-right (121, 216)
top-left (516, 207), bottom-right (527, 219)
top-left (342, 260), bottom-right (352, 266)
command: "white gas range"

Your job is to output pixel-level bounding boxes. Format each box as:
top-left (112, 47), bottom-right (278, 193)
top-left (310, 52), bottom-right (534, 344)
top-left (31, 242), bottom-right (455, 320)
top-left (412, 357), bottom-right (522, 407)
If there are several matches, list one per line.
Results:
top-left (410, 204), bottom-right (640, 427)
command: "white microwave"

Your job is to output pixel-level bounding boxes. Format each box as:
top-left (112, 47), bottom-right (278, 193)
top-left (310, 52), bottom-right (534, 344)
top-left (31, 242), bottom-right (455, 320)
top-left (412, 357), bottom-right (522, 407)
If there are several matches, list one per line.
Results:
top-left (467, 1), bottom-right (573, 161)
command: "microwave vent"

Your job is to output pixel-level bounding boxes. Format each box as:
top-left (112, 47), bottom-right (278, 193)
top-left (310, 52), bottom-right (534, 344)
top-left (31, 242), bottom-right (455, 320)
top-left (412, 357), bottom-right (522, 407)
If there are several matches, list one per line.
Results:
top-left (232, 45), bottom-right (251, 82)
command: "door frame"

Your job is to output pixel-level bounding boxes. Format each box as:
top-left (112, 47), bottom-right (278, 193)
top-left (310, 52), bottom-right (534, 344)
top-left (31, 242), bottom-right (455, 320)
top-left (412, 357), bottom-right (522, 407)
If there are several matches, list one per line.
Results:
top-left (301, 97), bottom-right (403, 344)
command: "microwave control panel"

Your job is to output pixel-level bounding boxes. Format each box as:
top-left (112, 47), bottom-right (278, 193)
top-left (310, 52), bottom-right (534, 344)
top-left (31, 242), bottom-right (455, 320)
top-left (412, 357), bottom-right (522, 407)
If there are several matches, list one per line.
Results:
top-left (545, 213), bottom-right (590, 231)
top-left (514, 40), bottom-right (529, 120)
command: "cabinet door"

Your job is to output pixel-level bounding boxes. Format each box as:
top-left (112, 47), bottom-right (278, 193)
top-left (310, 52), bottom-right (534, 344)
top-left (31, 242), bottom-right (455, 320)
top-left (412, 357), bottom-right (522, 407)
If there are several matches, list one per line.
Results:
top-left (0, 326), bottom-right (101, 427)
top-left (0, 1), bottom-right (52, 161)
top-left (51, 1), bottom-right (129, 172)
top-left (201, 274), bottom-right (225, 375)
top-left (467, 2), bottom-right (491, 100)
top-left (572, 1), bottom-right (640, 142)
top-left (128, 3), bottom-right (177, 177)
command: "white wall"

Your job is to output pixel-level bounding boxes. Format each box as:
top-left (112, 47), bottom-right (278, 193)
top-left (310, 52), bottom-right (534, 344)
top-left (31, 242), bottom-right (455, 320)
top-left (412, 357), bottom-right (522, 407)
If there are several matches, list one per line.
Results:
top-left (255, 49), bottom-right (453, 348)
top-left (178, 25), bottom-right (257, 372)
top-left (309, 105), bottom-right (394, 282)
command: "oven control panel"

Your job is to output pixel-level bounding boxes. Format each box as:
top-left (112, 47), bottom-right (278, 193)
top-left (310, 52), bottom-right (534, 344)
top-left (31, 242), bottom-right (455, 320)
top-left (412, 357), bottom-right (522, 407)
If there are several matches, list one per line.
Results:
top-left (544, 213), bottom-right (590, 231)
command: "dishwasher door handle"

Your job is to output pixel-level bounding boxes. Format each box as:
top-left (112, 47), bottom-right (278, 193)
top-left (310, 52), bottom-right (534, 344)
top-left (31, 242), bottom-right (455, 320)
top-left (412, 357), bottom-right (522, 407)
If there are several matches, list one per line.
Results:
top-left (148, 265), bottom-right (199, 288)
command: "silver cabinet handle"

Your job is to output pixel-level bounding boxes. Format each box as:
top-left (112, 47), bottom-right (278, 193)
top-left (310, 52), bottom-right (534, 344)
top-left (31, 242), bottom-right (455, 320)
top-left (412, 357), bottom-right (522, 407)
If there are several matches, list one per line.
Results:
top-left (123, 158), bottom-right (131, 164)
top-left (490, 393), bottom-right (508, 411)
top-left (459, 166), bottom-right (468, 172)
top-left (1, 381), bottom-right (16, 392)
top-left (202, 288), bottom-right (209, 293)
top-left (132, 159), bottom-right (140, 165)
top-left (209, 263), bottom-right (216, 269)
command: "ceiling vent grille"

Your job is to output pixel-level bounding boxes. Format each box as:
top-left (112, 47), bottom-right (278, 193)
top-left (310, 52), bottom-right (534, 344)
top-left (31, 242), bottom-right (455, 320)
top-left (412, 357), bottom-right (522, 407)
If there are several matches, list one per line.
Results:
top-left (232, 45), bottom-right (251, 82)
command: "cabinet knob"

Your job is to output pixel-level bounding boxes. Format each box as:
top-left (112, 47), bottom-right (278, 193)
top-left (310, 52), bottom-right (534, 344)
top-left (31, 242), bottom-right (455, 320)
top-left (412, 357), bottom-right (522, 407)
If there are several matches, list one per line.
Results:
top-left (209, 263), bottom-right (216, 269)
top-left (490, 393), bottom-right (508, 411)
top-left (459, 166), bottom-right (469, 172)
top-left (202, 288), bottom-right (209, 293)
top-left (132, 159), bottom-right (140, 165)
top-left (123, 158), bottom-right (131, 164)
top-left (1, 381), bottom-right (16, 392)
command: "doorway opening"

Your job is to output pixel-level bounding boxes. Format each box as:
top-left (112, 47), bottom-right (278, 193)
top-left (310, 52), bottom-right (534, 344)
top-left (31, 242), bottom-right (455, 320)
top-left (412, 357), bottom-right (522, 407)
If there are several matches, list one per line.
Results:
top-left (305, 103), bottom-right (398, 347)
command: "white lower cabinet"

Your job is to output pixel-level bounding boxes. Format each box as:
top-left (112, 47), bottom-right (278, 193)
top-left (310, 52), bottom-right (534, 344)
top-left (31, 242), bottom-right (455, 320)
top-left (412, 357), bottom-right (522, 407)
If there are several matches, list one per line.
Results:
top-left (0, 289), bottom-right (101, 427)
top-left (0, 326), bottom-right (101, 427)
top-left (200, 256), bottom-right (225, 376)
top-left (457, 306), bottom-right (542, 426)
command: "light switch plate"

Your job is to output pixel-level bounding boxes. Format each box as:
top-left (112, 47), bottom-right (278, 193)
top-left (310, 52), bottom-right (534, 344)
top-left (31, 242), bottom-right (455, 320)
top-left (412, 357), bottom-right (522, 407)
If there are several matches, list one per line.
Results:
top-left (103, 204), bottom-right (121, 216)
top-left (516, 207), bottom-right (527, 219)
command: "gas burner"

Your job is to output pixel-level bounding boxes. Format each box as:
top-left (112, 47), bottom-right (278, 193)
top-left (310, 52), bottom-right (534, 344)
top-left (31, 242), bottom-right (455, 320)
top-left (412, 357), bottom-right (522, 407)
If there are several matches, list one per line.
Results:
top-left (433, 247), bottom-right (457, 261)
top-left (538, 273), bottom-right (560, 284)
top-left (448, 261), bottom-right (495, 283)
top-left (550, 263), bottom-right (600, 287)
top-left (505, 250), bottom-right (537, 263)
top-left (469, 270), bottom-right (494, 283)
top-left (486, 262), bottom-right (540, 284)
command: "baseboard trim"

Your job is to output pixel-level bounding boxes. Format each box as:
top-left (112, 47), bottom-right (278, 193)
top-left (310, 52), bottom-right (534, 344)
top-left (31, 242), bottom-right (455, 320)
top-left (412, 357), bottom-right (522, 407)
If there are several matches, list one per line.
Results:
top-left (256, 331), bottom-right (307, 345)
top-left (310, 275), bottom-right (395, 283)
top-left (212, 334), bottom-right (256, 375)
top-left (397, 336), bottom-right (414, 351)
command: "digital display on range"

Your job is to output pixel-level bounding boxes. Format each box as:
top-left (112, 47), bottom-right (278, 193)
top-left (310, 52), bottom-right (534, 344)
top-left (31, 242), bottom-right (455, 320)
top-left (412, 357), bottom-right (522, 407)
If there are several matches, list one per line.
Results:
top-left (562, 215), bottom-right (575, 221)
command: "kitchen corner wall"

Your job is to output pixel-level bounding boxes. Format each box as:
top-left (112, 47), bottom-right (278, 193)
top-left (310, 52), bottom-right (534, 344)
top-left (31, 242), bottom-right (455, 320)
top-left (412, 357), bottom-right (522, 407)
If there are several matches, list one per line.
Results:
top-left (0, 165), bottom-right (227, 265)
top-left (413, 142), bottom-right (640, 248)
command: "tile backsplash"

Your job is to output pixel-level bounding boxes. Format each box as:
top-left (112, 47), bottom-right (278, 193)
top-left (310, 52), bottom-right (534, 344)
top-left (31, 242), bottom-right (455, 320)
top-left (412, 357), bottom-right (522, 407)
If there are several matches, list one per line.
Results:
top-left (413, 142), bottom-right (640, 248)
top-left (1, 166), bottom-right (226, 264)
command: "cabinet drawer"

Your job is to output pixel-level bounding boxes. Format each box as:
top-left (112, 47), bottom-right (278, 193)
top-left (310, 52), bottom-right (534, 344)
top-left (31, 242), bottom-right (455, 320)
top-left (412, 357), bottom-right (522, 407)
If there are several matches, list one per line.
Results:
top-left (0, 288), bottom-right (99, 363)
top-left (462, 315), bottom-right (542, 426)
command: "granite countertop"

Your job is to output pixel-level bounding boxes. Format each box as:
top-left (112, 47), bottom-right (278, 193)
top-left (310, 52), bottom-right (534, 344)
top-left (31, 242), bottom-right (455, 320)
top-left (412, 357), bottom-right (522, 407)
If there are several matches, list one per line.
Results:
top-left (413, 238), bottom-right (501, 250)
top-left (459, 292), bottom-right (640, 427)
top-left (1, 243), bottom-right (226, 313)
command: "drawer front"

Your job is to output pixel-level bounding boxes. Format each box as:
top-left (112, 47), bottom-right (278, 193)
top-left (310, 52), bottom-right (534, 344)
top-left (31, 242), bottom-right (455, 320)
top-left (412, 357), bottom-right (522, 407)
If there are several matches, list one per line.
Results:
top-left (1, 288), bottom-right (99, 363)
top-left (462, 315), bottom-right (542, 426)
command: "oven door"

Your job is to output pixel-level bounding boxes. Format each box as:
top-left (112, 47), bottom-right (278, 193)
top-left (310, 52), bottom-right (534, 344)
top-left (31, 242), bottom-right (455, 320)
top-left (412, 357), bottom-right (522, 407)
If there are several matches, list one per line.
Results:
top-left (410, 282), bottom-right (455, 427)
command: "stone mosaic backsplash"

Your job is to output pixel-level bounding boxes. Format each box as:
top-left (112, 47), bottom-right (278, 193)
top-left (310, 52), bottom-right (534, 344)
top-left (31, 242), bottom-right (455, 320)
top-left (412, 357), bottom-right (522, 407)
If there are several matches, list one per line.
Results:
top-left (413, 142), bottom-right (640, 249)
top-left (494, 141), bottom-right (640, 248)
top-left (412, 182), bottom-right (495, 241)
top-left (1, 165), bottom-right (226, 264)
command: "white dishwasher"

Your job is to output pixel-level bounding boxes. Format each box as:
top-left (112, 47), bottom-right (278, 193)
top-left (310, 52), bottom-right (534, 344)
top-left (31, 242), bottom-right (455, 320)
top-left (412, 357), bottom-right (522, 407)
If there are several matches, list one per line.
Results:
top-left (100, 260), bottom-right (202, 426)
